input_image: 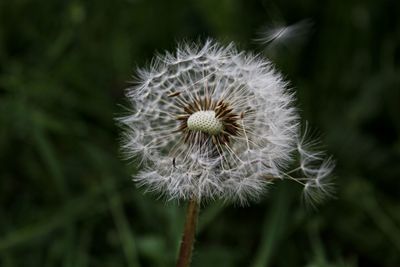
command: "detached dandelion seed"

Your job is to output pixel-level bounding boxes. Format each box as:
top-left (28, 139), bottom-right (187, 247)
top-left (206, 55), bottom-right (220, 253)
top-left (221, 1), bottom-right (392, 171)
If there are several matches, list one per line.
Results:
top-left (254, 19), bottom-right (313, 50)
top-left (118, 39), bottom-right (334, 266)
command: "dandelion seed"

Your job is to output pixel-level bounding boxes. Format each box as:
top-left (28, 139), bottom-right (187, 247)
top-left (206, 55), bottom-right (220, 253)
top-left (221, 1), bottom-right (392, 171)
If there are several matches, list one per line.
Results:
top-left (296, 125), bottom-right (336, 205)
top-left (254, 19), bottom-right (313, 48)
top-left (119, 39), bottom-right (333, 205)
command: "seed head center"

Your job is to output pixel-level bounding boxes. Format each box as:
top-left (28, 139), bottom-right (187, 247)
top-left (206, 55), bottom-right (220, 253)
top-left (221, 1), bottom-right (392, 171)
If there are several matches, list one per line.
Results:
top-left (187, 111), bottom-right (223, 135)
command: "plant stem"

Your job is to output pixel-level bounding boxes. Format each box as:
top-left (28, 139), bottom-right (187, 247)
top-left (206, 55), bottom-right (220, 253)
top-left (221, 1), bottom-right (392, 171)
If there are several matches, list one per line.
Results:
top-left (176, 199), bottom-right (199, 267)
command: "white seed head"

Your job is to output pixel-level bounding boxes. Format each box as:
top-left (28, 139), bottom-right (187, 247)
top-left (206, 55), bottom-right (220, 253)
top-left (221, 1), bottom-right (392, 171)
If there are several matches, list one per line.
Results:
top-left (119, 39), bottom-right (334, 205)
top-left (187, 111), bottom-right (223, 135)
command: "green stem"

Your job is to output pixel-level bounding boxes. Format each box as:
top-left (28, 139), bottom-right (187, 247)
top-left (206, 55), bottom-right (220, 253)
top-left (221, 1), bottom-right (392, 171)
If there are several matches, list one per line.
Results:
top-left (176, 199), bottom-right (199, 267)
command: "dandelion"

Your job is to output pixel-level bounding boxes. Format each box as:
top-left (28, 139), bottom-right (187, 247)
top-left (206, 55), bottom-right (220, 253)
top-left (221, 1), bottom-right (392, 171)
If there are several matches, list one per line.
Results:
top-left (119, 39), bottom-right (334, 267)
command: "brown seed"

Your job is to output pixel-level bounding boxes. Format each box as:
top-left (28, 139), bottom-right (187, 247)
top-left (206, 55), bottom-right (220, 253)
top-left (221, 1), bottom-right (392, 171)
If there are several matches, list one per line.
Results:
top-left (168, 91), bottom-right (181, 97)
top-left (176, 114), bottom-right (190, 120)
top-left (217, 107), bottom-right (233, 118)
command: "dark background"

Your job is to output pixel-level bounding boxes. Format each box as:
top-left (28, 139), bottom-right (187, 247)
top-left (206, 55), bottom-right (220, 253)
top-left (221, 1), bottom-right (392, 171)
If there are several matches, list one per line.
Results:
top-left (1, 0), bottom-right (399, 266)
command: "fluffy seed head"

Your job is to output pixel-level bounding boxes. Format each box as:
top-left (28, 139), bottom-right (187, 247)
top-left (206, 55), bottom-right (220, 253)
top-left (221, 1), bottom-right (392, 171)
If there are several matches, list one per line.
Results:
top-left (119, 40), bottom-right (334, 205)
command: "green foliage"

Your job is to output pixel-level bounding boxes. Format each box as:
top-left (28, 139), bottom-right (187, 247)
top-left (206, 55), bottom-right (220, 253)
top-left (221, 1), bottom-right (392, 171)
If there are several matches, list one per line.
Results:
top-left (1, 0), bottom-right (399, 266)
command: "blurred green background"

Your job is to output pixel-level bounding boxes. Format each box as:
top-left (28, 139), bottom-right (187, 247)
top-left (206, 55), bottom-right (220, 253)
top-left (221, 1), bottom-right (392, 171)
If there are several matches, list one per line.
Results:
top-left (1, 0), bottom-right (399, 266)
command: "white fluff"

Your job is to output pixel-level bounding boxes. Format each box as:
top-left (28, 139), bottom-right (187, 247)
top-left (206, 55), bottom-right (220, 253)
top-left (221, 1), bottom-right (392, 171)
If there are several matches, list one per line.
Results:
top-left (119, 40), bottom-right (334, 205)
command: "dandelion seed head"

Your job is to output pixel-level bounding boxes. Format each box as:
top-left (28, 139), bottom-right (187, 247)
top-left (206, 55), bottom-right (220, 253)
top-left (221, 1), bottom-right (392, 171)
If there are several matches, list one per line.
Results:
top-left (119, 39), bottom-right (333, 205)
